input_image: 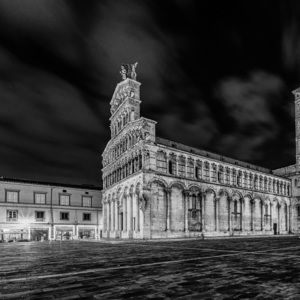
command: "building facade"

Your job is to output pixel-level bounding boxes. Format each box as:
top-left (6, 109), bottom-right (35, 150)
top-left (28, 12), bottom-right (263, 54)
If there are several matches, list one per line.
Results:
top-left (0, 178), bottom-right (102, 242)
top-left (101, 64), bottom-right (292, 239)
top-left (273, 88), bottom-right (300, 233)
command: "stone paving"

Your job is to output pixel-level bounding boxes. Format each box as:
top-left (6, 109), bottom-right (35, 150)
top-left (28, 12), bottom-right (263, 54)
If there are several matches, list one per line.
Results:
top-left (0, 236), bottom-right (300, 299)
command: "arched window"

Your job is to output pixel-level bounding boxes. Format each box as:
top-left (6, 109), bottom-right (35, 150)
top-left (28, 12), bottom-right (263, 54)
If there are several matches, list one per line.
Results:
top-left (268, 179), bottom-right (271, 192)
top-left (168, 160), bottom-right (174, 175)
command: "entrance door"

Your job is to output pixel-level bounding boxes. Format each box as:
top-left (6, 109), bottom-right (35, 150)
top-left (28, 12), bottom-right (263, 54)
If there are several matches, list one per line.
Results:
top-left (273, 223), bottom-right (277, 235)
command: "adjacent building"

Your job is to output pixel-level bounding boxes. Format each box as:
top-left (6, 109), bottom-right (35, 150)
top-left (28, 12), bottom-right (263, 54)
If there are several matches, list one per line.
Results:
top-left (102, 64), bottom-right (292, 239)
top-left (0, 177), bottom-right (102, 242)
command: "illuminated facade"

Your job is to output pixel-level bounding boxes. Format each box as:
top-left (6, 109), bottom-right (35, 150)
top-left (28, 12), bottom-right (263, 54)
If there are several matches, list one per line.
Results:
top-left (101, 64), bottom-right (292, 239)
top-left (0, 178), bottom-right (102, 242)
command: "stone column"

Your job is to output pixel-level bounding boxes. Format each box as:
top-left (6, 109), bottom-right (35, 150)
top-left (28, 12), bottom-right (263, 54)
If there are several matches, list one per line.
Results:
top-left (288, 204), bottom-right (292, 233)
top-left (202, 192), bottom-right (206, 232)
top-left (136, 190), bottom-right (140, 232)
top-left (270, 203), bottom-right (273, 232)
top-left (112, 200), bottom-right (115, 232)
top-left (123, 195), bottom-right (127, 232)
top-left (103, 201), bottom-right (107, 232)
top-left (183, 190), bottom-right (189, 232)
top-left (129, 192), bottom-right (133, 231)
top-left (108, 201), bottom-right (111, 232)
top-left (116, 201), bottom-right (119, 232)
top-left (240, 199), bottom-right (244, 232)
top-left (165, 188), bottom-right (171, 231)
top-left (286, 205), bottom-right (289, 233)
top-left (228, 197), bottom-right (231, 232)
top-left (261, 202), bottom-right (265, 233)
top-left (215, 197), bottom-right (219, 232)
top-left (278, 204), bottom-right (281, 234)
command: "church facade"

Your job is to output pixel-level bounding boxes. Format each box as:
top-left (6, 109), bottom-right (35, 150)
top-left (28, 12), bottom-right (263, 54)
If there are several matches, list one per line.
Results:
top-left (101, 64), bottom-right (292, 239)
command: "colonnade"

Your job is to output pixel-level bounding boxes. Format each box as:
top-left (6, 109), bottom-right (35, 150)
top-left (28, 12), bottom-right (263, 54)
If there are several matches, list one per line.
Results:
top-left (154, 188), bottom-right (290, 235)
top-left (103, 190), bottom-right (141, 236)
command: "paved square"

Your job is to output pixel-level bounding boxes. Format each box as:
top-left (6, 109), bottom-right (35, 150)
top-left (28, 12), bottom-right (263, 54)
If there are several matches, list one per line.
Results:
top-left (0, 236), bottom-right (300, 299)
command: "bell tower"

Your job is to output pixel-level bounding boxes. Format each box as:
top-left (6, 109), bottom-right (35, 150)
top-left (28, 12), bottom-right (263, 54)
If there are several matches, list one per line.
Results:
top-left (293, 88), bottom-right (300, 172)
top-left (109, 62), bottom-right (141, 139)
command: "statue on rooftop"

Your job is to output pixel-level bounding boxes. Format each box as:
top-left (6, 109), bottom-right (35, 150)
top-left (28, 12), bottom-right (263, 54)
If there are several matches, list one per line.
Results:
top-left (120, 62), bottom-right (138, 80)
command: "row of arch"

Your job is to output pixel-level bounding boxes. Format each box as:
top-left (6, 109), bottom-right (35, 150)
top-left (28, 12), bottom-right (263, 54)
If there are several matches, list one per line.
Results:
top-left (156, 151), bottom-right (291, 197)
top-left (110, 83), bottom-right (135, 115)
top-left (147, 179), bottom-right (290, 234)
top-left (103, 128), bottom-right (144, 167)
top-left (111, 107), bottom-right (136, 137)
top-left (103, 183), bottom-right (142, 234)
top-left (103, 153), bottom-right (143, 188)
top-left (102, 179), bottom-right (291, 238)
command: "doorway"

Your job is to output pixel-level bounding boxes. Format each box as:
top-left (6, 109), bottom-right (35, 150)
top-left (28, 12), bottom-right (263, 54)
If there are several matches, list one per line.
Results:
top-left (273, 223), bottom-right (277, 235)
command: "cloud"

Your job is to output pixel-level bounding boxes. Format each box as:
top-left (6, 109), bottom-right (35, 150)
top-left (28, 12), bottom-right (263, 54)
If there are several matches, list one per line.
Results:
top-left (214, 71), bottom-right (289, 164)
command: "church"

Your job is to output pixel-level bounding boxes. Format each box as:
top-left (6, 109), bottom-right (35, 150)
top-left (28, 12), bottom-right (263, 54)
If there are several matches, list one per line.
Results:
top-left (101, 63), bottom-right (296, 239)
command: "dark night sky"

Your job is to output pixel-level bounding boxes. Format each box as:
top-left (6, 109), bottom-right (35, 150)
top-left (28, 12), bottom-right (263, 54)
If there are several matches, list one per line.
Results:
top-left (0, 0), bottom-right (299, 187)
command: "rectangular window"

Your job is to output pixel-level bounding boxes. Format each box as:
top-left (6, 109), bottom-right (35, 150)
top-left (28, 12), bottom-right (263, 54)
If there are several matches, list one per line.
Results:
top-left (6, 191), bottom-right (19, 203)
top-left (187, 164), bottom-right (194, 178)
top-left (178, 159), bottom-right (186, 177)
top-left (60, 195), bottom-right (70, 206)
top-left (60, 212), bottom-right (69, 220)
top-left (35, 193), bottom-right (46, 204)
top-left (83, 213), bottom-right (91, 221)
top-left (35, 211), bottom-right (45, 221)
top-left (82, 196), bottom-right (92, 207)
top-left (7, 210), bottom-right (18, 221)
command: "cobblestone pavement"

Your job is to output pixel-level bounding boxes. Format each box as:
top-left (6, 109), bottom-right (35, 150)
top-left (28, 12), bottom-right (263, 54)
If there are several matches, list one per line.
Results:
top-left (0, 236), bottom-right (300, 299)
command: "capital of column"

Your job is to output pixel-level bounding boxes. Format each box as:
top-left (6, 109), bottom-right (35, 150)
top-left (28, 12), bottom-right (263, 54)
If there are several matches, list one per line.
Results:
top-left (214, 197), bottom-right (220, 203)
top-left (183, 190), bottom-right (190, 197)
top-left (165, 187), bottom-right (172, 195)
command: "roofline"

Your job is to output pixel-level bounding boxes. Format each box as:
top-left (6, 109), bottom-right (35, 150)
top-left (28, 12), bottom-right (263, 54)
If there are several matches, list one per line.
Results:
top-left (156, 136), bottom-right (286, 178)
top-left (0, 177), bottom-right (102, 191)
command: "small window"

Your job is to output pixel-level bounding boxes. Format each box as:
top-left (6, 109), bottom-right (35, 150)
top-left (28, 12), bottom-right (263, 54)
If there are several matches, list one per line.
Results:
top-left (6, 191), bottom-right (19, 203)
top-left (82, 196), bottom-right (92, 207)
top-left (60, 195), bottom-right (70, 206)
top-left (63, 190), bottom-right (67, 193)
top-left (298, 206), bottom-right (300, 217)
top-left (83, 213), bottom-right (91, 221)
top-left (60, 212), bottom-right (69, 220)
top-left (35, 193), bottom-right (46, 204)
top-left (35, 211), bottom-right (45, 221)
top-left (7, 210), bottom-right (18, 221)
top-left (85, 192), bottom-right (89, 195)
